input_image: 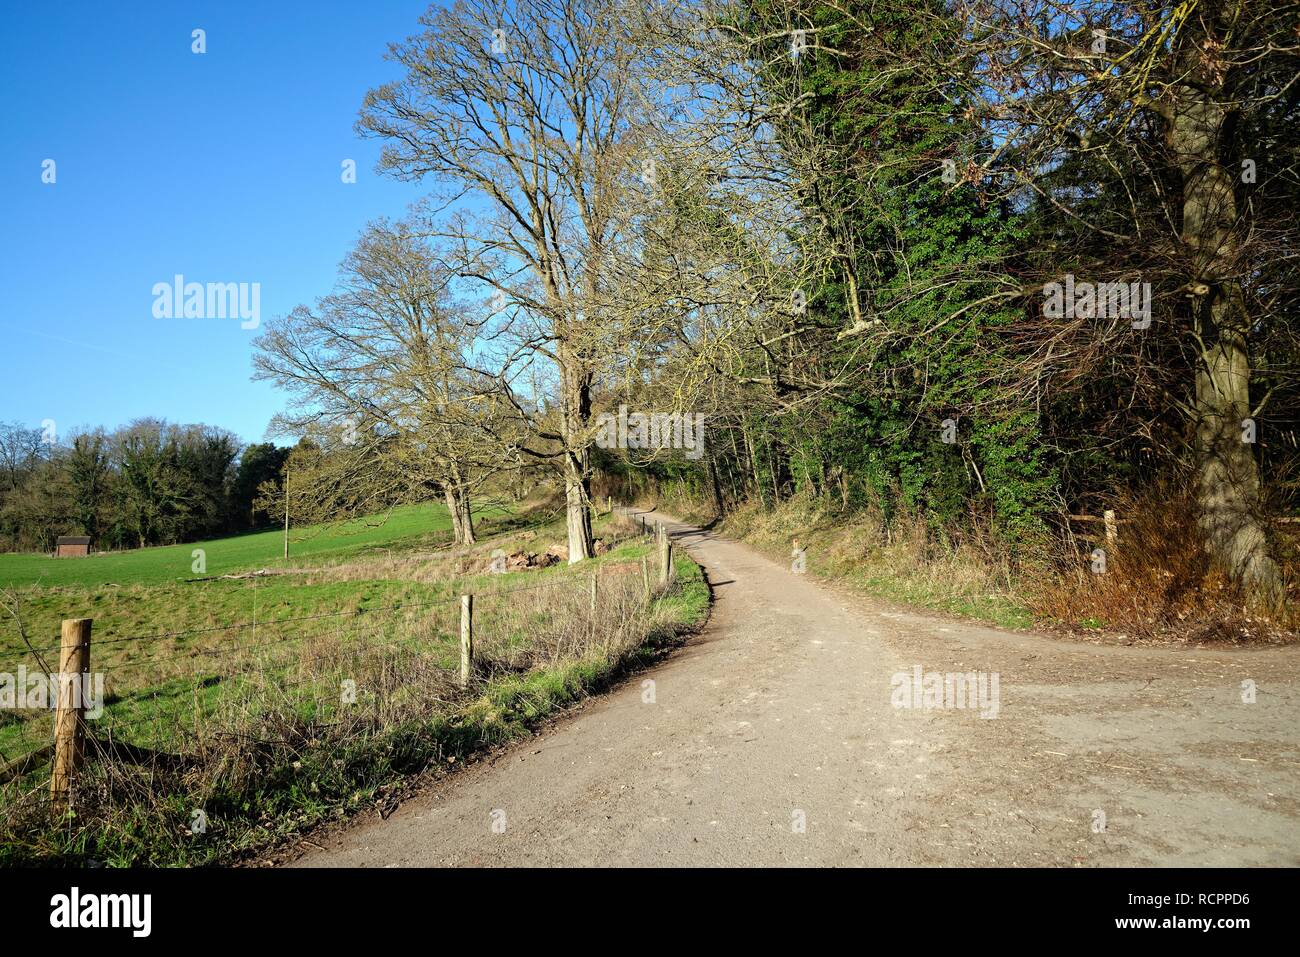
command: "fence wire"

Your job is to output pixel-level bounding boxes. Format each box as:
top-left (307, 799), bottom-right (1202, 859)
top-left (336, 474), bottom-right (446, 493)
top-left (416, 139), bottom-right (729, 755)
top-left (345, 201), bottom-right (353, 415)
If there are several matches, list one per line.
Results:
top-left (0, 520), bottom-right (674, 815)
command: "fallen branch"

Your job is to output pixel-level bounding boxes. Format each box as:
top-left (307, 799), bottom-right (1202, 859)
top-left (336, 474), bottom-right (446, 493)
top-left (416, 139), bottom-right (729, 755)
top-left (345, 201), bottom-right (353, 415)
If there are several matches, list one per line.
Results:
top-left (0, 745), bottom-right (53, 785)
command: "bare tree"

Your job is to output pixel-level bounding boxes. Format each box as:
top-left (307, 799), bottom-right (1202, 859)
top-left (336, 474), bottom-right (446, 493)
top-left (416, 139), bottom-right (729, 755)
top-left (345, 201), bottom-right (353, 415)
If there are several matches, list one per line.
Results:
top-left (358, 0), bottom-right (661, 561)
top-left (253, 218), bottom-right (501, 545)
top-left (0, 422), bottom-right (45, 494)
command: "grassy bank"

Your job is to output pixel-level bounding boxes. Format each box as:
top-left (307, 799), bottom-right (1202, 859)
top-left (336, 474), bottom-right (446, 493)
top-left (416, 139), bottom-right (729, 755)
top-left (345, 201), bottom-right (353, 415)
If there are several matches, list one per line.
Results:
top-left (716, 497), bottom-right (1036, 631)
top-left (640, 488), bottom-right (1297, 644)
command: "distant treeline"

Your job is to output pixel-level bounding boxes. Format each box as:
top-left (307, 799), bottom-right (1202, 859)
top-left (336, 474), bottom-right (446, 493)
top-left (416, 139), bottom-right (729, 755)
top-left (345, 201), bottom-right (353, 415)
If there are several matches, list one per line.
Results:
top-left (0, 419), bottom-right (289, 553)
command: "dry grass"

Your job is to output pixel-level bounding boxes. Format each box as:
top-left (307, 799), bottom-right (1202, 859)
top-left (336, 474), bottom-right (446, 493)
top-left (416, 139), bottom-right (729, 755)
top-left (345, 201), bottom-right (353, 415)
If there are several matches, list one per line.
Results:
top-left (720, 494), bottom-right (1032, 629)
top-left (715, 486), bottom-right (1297, 644)
top-left (1030, 482), bottom-right (1299, 645)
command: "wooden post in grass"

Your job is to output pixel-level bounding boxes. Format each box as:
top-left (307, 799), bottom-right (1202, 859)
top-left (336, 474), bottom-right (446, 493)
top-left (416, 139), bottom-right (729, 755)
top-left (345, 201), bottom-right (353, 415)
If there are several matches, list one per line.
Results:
top-left (658, 526), bottom-right (672, 588)
top-left (589, 572), bottom-right (598, 613)
top-left (459, 595), bottom-right (474, 688)
top-left (51, 618), bottom-right (91, 808)
top-left (641, 556), bottom-right (650, 595)
top-left (606, 495), bottom-right (612, 515)
top-left (283, 460), bottom-right (290, 561)
top-left (1103, 509), bottom-right (1118, 546)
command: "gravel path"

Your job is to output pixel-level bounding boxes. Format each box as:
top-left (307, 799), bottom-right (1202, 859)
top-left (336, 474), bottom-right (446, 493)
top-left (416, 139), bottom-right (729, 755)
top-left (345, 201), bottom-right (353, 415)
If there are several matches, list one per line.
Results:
top-left (292, 508), bottom-right (1300, 867)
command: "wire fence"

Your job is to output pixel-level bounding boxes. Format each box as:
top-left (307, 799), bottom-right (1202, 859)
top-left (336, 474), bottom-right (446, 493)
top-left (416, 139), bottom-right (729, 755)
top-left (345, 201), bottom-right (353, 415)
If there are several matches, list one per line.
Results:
top-left (0, 510), bottom-right (676, 816)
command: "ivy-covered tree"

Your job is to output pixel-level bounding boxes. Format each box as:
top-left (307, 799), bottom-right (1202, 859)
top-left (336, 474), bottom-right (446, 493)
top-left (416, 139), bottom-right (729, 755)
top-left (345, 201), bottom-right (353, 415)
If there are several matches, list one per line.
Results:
top-left (737, 0), bottom-right (1054, 538)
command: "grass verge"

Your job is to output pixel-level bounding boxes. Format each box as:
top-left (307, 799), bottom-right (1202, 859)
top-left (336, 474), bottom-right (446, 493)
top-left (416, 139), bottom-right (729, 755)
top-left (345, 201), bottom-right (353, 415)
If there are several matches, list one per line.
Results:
top-left (642, 489), bottom-right (1296, 644)
top-left (707, 496), bottom-right (1036, 631)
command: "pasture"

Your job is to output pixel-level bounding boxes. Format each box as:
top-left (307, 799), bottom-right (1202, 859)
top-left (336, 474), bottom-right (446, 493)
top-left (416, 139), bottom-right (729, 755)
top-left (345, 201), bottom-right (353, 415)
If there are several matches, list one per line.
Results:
top-left (0, 502), bottom-right (707, 866)
top-left (0, 502), bottom-right (480, 589)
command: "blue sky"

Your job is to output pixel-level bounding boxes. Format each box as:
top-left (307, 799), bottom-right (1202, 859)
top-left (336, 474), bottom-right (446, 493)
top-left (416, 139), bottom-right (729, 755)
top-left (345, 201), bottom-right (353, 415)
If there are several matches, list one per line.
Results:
top-left (0, 1), bottom-right (438, 446)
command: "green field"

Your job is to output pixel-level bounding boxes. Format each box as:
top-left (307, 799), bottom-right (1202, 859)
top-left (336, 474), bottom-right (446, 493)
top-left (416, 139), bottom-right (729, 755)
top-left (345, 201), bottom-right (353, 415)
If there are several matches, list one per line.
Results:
top-left (0, 503), bottom-right (652, 761)
top-left (0, 502), bottom-right (488, 589)
top-left (0, 501), bottom-right (537, 663)
top-left (0, 501), bottom-right (709, 866)
top-left (0, 500), bottom-right (478, 764)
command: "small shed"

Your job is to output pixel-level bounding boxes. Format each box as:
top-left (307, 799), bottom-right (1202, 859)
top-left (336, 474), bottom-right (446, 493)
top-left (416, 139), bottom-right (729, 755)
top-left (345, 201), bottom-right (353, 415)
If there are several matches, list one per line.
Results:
top-left (55, 536), bottom-right (92, 558)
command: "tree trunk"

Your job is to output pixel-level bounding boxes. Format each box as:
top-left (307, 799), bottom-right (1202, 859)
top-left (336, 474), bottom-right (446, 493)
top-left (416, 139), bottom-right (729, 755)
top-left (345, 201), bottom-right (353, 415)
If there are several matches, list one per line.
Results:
top-left (1192, 315), bottom-right (1277, 603)
top-left (743, 422), bottom-right (766, 508)
top-left (726, 427), bottom-right (744, 502)
top-left (456, 485), bottom-right (475, 545)
top-left (1169, 32), bottom-right (1283, 607)
top-left (564, 458), bottom-right (593, 563)
top-left (561, 357), bottom-right (594, 563)
top-left (443, 485), bottom-right (465, 545)
top-left (707, 449), bottom-right (726, 518)
top-left (766, 432), bottom-right (786, 503)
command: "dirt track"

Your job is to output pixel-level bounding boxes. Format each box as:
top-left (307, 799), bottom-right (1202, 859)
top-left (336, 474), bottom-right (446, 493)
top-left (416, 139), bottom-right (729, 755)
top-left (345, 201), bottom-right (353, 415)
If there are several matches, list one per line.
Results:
top-left (292, 508), bottom-right (1300, 867)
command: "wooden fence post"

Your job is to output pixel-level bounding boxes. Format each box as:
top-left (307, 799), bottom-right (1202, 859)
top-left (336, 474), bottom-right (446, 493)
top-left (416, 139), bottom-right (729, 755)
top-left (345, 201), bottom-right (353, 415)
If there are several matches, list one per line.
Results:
top-left (459, 595), bottom-right (474, 688)
top-left (51, 617), bottom-right (91, 808)
top-left (658, 527), bottom-right (672, 588)
top-left (606, 495), bottom-right (612, 515)
top-left (641, 556), bottom-right (650, 596)
top-left (590, 572), bottom-right (598, 613)
top-left (1103, 509), bottom-right (1118, 546)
